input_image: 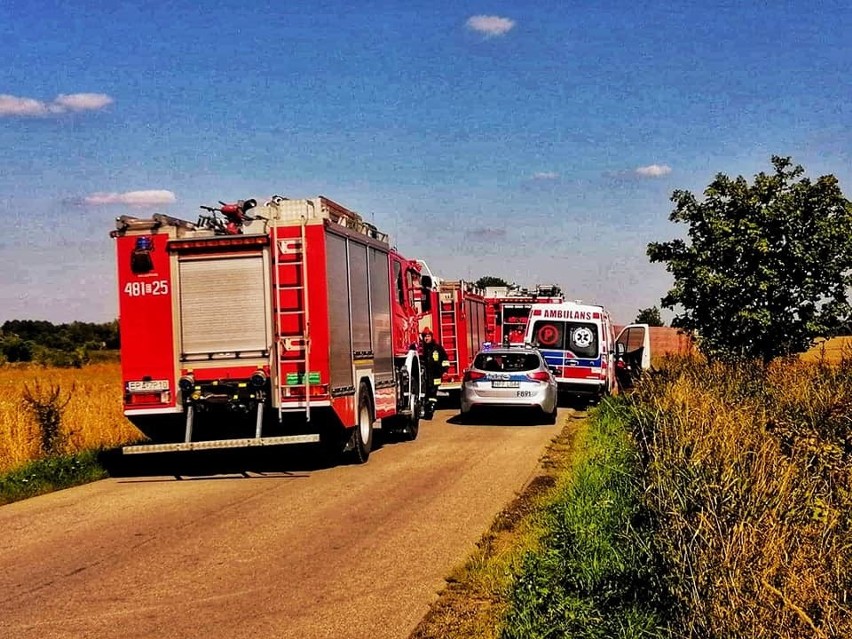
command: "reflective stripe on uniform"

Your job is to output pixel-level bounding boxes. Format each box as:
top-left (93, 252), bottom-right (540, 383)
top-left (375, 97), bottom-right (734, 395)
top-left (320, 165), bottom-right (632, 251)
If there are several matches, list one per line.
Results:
top-left (441, 360), bottom-right (450, 367)
top-left (433, 378), bottom-right (442, 385)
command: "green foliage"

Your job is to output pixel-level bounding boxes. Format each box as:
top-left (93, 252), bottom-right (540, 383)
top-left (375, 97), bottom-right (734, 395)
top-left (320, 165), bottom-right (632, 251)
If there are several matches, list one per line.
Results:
top-left (0, 450), bottom-right (107, 505)
top-left (0, 334), bottom-right (34, 362)
top-left (0, 319), bottom-right (118, 366)
top-left (634, 306), bottom-right (664, 327)
top-left (21, 382), bottom-right (74, 456)
top-left (502, 401), bottom-right (669, 638)
top-left (475, 275), bottom-right (510, 289)
top-left (648, 156), bottom-right (852, 363)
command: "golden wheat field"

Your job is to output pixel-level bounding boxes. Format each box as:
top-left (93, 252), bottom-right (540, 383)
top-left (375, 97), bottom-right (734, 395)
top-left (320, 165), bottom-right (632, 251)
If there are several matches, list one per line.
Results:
top-left (801, 336), bottom-right (852, 363)
top-left (0, 362), bottom-right (140, 474)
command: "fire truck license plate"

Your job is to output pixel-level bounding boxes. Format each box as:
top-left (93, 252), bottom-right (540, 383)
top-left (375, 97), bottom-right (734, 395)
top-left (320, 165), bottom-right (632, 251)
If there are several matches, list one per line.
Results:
top-left (127, 380), bottom-right (169, 392)
top-left (492, 381), bottom-right (520, 388)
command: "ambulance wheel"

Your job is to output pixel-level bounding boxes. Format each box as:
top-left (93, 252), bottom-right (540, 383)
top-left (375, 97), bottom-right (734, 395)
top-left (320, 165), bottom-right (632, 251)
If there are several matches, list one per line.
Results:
top-left (351, 383), bottom-right (374, 463)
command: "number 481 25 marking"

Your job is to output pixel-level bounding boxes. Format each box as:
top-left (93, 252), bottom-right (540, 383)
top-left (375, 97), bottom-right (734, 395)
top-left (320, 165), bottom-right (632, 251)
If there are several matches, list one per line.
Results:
top-left (124, 280), bottom-right (169, 297)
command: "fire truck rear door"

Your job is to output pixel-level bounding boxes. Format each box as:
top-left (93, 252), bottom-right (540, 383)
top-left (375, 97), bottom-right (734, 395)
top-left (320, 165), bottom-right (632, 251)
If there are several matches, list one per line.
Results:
top-left (179, 255), bottom-right (269, 357)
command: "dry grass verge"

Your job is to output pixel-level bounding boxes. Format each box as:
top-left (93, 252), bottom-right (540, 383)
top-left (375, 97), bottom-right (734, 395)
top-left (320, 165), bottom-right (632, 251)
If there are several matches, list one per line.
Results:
top-left (627, 354), bottom-right (852, 638)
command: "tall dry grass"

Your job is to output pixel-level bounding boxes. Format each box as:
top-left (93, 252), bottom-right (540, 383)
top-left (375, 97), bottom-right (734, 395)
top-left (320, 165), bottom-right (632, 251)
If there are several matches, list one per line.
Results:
top-left (627, 354), bottom-right (852, 638)
top-left (0, 363), bottom-right (140, 474)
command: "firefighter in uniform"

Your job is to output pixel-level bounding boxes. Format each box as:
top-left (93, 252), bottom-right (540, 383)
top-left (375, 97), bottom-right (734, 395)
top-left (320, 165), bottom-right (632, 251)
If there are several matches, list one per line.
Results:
top-left (420, 327), bottom-right (449, 419)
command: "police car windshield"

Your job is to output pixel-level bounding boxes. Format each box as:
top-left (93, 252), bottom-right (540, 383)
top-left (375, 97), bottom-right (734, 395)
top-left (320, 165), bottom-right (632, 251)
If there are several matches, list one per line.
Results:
top-left (529, 320), bottom-right (599, 358)
top-left (473, 352), bottom-right (541, 372)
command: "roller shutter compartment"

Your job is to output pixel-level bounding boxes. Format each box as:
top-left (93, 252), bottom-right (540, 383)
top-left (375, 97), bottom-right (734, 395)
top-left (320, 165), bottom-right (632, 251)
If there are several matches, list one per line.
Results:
top-left (179, 255), bottom-right (268, 357)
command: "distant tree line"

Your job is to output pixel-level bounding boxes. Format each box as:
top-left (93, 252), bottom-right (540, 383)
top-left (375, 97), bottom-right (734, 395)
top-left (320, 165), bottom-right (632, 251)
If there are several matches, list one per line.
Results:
top-left (474, 276), bottom-right (510, 289)
top-left (634, 306), bottom-right (665, 327)
top-left (0, 320), bottom-right (119, 367)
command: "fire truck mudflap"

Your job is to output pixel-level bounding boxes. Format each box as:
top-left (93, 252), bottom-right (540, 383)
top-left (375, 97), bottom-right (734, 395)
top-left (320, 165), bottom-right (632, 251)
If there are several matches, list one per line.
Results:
top-left (112, 197), bottom-right (430, 461)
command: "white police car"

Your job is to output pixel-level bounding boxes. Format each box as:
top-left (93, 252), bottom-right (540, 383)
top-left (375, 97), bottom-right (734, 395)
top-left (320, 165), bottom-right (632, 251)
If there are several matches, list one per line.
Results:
top-left (460, 347), bottom-right (558, 424)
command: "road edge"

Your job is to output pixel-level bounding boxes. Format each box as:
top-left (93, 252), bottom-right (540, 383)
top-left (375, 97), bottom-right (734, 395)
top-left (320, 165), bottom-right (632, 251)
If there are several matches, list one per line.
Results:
top-left (408, 410), bottom-right (588, 639)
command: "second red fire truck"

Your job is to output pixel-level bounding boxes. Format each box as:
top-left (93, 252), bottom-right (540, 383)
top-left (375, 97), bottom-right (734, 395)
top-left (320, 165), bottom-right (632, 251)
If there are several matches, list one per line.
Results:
top-left (422, 280), bottom-right (489, 394)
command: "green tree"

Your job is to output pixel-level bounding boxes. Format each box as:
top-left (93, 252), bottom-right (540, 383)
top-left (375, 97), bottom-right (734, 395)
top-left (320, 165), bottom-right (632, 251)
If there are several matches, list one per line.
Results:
top-left (648, 156), bottom-right (852, 363)
top-left (474, 276), bottom-right (509, 289)
top-left (0, 334), bottom-right (33, 362)
top-left (634, 306), bottom-right (664, 327)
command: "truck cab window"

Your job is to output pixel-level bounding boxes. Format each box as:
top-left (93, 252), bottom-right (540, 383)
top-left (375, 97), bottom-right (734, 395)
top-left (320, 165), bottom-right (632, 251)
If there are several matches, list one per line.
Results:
top-left (406, 269), bottom-right (417, 308)
top-left (393, 261), bottom-right (404, 304)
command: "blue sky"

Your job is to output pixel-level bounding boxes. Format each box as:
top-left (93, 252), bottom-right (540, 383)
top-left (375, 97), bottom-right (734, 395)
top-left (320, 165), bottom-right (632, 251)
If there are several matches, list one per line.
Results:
top-left (1, 0), bottom-right (849, 325)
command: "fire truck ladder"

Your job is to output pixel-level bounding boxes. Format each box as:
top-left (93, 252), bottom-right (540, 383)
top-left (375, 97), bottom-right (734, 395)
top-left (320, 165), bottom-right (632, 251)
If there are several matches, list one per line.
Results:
top-left (273, 215), bottom-right (312, 425)
top-left (440, 294), bottom-right (460, 381)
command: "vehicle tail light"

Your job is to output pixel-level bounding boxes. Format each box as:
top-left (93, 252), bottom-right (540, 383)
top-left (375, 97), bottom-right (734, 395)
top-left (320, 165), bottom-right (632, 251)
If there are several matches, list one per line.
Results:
top-left (526, 371), bottom-right (551, 382)
top-left (284, 384), bottom-right (329, 398)
top-left (463, 370), bottom-right (486, 382)
top-left (127, 392), bottom-right (168, 405)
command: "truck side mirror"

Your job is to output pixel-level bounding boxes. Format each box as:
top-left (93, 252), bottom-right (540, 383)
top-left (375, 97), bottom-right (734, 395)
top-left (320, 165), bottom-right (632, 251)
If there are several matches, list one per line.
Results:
top-left (420, 288), bottom-right (432, 313)
top-left (616, 343), bottom-right (626, 357)
top-left (420, 275), bottom-right (433, 289)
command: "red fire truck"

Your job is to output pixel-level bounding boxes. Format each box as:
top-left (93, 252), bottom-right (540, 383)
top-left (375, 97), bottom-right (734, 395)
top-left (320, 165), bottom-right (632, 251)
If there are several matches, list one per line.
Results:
top-left (111, 195), bottom-right (432, 463)
top-left (484, 285), bottom-right (564, 346)
top-left (425, 280), bottom-right (488, 393)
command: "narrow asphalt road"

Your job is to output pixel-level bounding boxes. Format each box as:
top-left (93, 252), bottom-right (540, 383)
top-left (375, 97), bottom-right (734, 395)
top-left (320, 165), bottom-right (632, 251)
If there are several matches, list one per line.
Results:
top-left (0, 408), bottom-right (560, 639)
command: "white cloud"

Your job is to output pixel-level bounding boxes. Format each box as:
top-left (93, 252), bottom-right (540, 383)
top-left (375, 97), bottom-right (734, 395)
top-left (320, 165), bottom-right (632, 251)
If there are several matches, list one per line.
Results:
top-left (0, 92), bottom-right (114, 117)
top-left (466, 15), bottom-right (515, 36)
top-left (0, 94), bottom-right (51, 117)
top-left (53, 93), bottom-right (114, 112)
top-left (532, 171), bottom-right (559, 180)
top-left (84, 190), bottom-right (176, 206)
top-left (635, 164), bottom-right (672, 177)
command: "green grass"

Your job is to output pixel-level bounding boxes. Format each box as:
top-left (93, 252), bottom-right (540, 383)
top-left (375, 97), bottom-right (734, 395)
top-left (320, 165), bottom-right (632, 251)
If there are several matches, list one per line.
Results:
top-left (411, 418), bottom-right (584, 639)
top-left (501, 400), bottom-right (669, 639)
top-left (0, 449), bottom-right (107, 505)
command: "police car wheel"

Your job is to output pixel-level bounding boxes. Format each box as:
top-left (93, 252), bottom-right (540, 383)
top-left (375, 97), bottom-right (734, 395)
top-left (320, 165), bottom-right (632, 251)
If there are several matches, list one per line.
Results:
top-left (544, 406), bottom-right (558, 425)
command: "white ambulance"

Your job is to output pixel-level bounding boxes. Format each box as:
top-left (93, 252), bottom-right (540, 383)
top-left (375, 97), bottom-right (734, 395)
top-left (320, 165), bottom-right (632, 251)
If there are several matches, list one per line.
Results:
top-left (523, 301), bottom-right (650, 398)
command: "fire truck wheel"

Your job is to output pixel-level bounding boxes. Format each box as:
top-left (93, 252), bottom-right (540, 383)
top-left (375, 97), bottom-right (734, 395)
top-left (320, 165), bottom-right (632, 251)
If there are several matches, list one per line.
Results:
top-left (403, 414), bottom-right (420, 440)
top-left (400, 363), bottom-right (421, 441)
top-left (351, 383), bottom-right (374, 463)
